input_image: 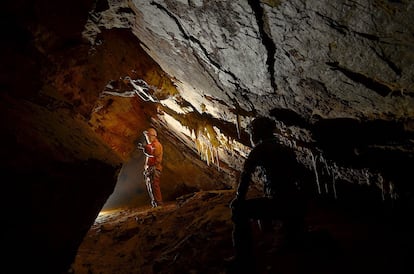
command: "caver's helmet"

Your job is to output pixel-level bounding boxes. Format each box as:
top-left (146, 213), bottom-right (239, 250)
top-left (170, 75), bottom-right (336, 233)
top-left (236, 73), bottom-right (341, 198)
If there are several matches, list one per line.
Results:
top-left (249, 116), bottom-right (276, 145)
top-left (146, 127), bottom-right (157, 137)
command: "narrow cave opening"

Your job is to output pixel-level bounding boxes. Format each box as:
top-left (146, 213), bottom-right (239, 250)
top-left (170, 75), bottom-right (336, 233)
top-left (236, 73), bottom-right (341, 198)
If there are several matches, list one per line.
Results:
top-left (101, 152), bottom-right (148, 211)
top-left (101, 135), bottom-right (151, 212)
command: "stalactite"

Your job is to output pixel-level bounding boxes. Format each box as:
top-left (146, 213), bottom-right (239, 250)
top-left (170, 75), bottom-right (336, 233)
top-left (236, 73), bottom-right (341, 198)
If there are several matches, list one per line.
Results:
top-left (310, 152), bottom-right (321, 194)
top-left (209, 144), bottom-right (214, 165)
top-left (332, 173), bottom-right (337, 199)
top-left (215, 148), bottom-right (220, 170)
top-left (317, 153), bottom-right (330, 195)
top-left (205, 145), bottom-right (210, 165)
top-left (193, 127), bottom-right (222, 168)
top-left (236, 113), bottom-right (241, 139)
top-left (332, 163), bottom-right (338, 199)
top-left (389, 181), bottom-right (398, 200)
top-left (364, 169), bottom-right (370, 185)
top-left (378, 173), bottom-right (385, 201)
top-left (324, 181), bottom-right (329, 194)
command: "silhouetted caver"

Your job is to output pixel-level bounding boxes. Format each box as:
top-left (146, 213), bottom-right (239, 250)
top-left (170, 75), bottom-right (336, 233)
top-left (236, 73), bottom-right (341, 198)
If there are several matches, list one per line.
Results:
top-left (229, 116), bottom-right (308, 272)
top-left (138, 127), bottom-right (164, 207)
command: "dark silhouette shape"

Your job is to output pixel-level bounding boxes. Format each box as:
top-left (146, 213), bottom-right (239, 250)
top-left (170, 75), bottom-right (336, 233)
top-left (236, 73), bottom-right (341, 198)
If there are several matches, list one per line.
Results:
top-left (228, 116), bottom-right (308, 272)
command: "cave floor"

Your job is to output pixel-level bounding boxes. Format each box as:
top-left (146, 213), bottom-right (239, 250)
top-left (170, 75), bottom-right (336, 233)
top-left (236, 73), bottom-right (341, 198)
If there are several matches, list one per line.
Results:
top-left (72, 190), bottom-right (412, 274)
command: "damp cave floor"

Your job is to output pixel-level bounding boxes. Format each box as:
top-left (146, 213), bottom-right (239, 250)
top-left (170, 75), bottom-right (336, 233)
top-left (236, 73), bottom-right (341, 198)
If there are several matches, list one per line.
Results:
top-left (72, 190), bottom-right (413, 274)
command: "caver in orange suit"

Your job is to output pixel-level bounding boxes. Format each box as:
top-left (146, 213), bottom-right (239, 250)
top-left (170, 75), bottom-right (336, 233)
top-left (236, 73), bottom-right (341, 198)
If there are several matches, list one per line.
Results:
top-left (141, 127), bottom-right (163, 207)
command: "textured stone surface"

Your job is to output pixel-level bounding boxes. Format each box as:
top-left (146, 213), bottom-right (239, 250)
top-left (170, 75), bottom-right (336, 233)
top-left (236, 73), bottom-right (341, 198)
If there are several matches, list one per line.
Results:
top-left (73, 190), bottom-right (412, 274)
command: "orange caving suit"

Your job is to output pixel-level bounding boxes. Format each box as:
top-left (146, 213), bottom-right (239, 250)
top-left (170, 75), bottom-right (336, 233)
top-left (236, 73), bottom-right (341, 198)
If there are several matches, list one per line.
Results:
top-left (144, 139), bottom-right (163, 205)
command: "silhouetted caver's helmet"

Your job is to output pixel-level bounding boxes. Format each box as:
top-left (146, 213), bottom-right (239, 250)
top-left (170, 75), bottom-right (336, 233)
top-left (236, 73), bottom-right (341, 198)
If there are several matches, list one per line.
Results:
top-left (249, 116), bottom-right (276, 145)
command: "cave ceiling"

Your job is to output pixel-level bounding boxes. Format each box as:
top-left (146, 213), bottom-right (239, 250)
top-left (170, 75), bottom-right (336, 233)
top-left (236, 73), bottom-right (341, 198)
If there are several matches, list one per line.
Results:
top-left (88, 0), bottom-right (413, 193)
top-left (4, 0), bottom-right (414, 204)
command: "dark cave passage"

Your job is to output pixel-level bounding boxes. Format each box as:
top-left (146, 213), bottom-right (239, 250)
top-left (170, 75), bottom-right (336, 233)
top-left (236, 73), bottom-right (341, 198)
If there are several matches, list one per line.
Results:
top-left (102, 150), bottom-right (148, 211)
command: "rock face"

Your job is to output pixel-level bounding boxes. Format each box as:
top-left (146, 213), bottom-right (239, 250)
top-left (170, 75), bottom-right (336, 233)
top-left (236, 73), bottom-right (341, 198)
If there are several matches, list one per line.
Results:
top-left (3, 0), bottom-right (413, 273)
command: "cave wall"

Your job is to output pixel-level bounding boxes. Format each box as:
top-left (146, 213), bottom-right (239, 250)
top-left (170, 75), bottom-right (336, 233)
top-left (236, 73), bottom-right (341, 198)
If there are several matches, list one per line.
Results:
top-left (2, 1), bottom-right (121, 273)
top-left (3, 1), bottom-right (234, 272)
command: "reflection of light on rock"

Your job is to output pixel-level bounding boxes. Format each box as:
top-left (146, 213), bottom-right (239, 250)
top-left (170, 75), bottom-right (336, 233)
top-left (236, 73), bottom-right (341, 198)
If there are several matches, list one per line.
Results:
top-left (159, 112), bottom-right (195, 149)
top-left (159, 112), bottom-right (250, 171)
top-left (95, 209), bottom-right (121, 224)
top-left (161, 97), bottom-right (194, 114)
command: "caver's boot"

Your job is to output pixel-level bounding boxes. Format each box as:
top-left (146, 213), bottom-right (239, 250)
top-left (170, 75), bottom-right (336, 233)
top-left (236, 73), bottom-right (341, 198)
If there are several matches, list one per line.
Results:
top-left (151, 200), bottom-right (158, 208)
